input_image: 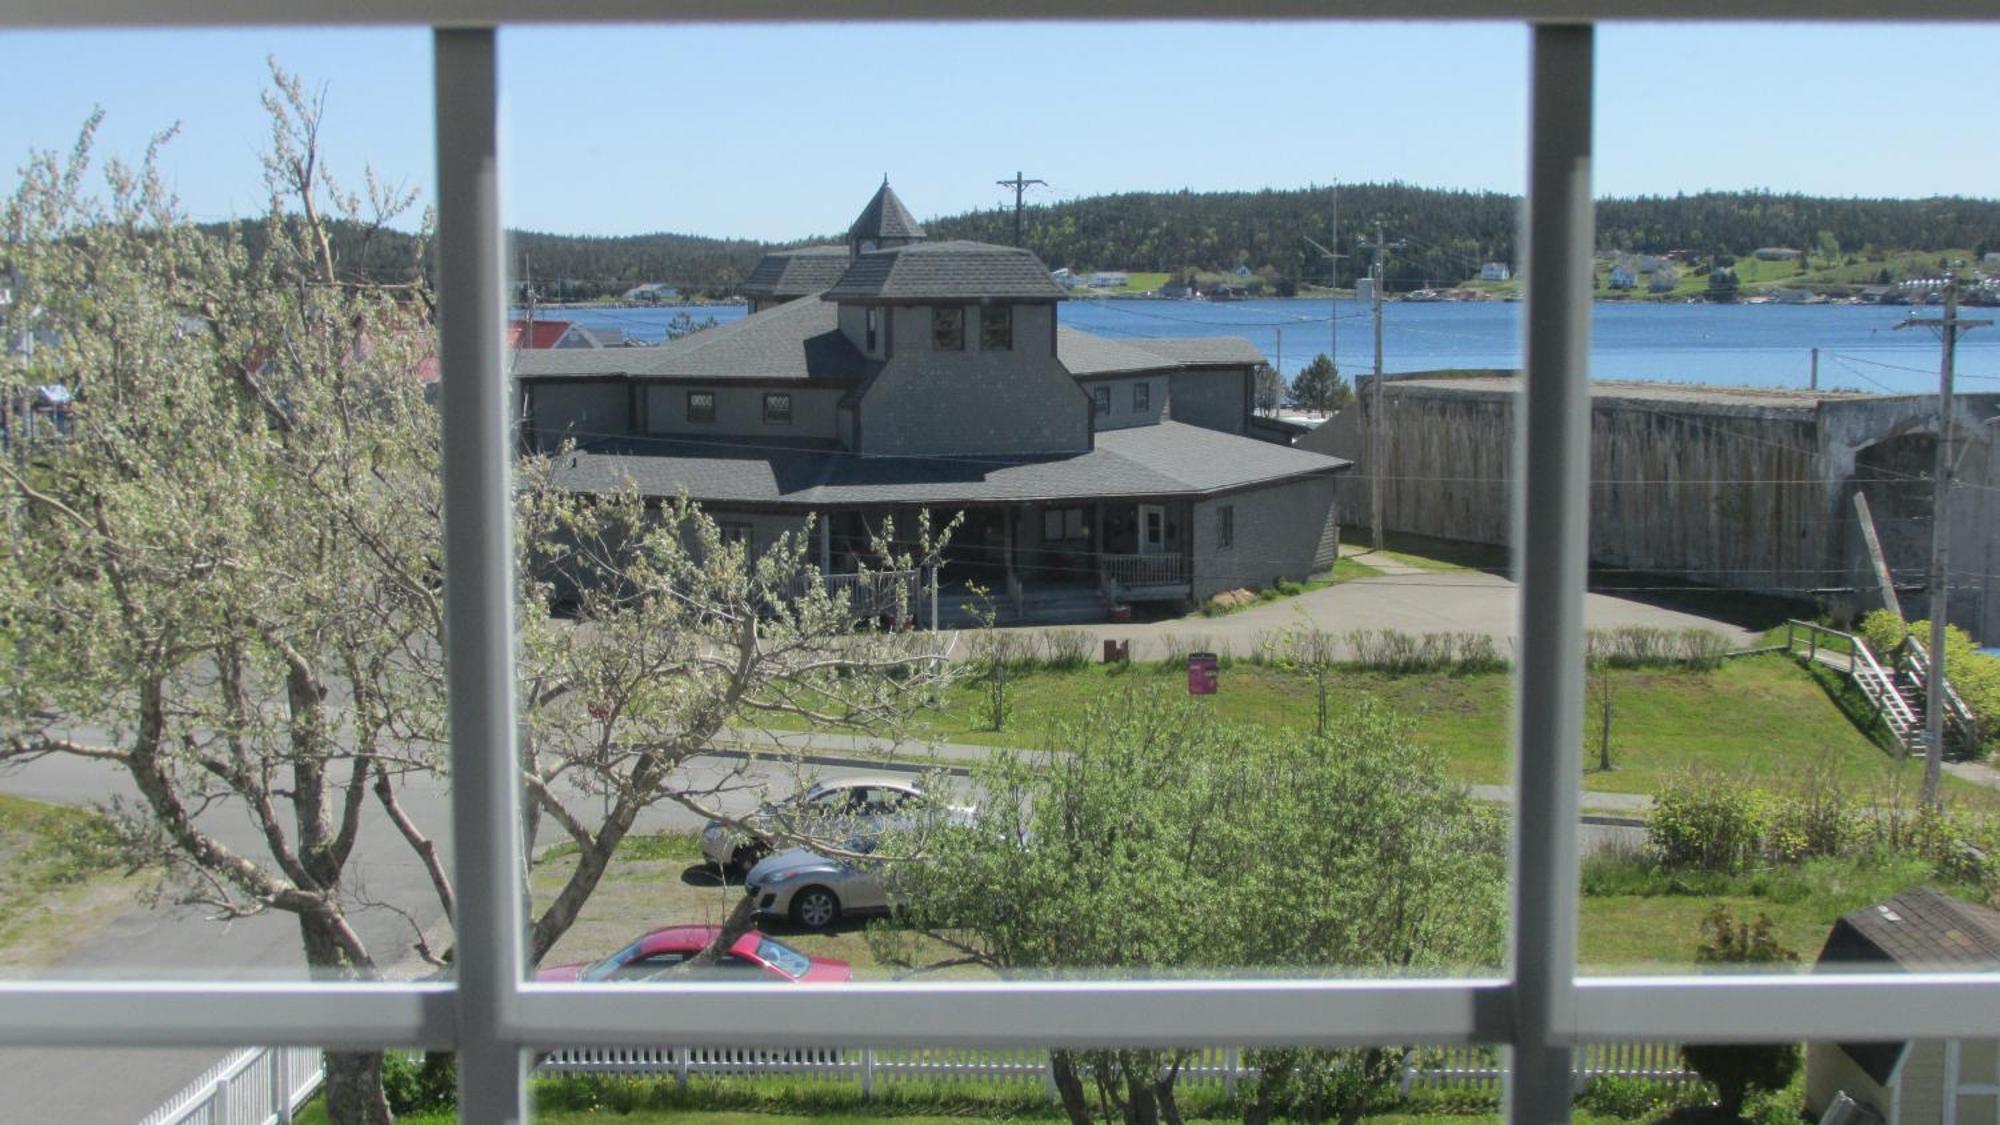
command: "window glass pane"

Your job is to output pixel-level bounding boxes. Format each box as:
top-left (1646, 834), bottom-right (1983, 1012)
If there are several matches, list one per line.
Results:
top-left (1573, 22), bottom-right (2000, 982)
top-left (0, 25), bottom-right (455, 1003)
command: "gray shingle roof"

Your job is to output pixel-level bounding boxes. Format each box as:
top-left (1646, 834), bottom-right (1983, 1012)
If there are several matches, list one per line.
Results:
top-left (848, 181), bottom-right (926, 243)
top-left (1819, 888), bottom-right (2000, 971)
top-left (513, 296), bottom-right (863, 383)
top-left (551, 420), bottom-right (1347, 506)
top-left (741, 244), bottom-right (852, 299)
top-left (1130, 336), bottom-right (1268, 367)
top-left (822, 241), bottom-right (1068, 303)
top-left (1056, 327), bottom-right (1182, 377)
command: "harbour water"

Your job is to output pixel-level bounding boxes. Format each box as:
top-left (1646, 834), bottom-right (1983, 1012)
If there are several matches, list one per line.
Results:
top-left (539, 298), bottom-right (2000, 397)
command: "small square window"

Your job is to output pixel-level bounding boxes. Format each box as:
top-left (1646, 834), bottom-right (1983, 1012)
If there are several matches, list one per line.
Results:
top-left (686, 391), bottom-right (716, 424)
top-left (932, 306), bottom-right (964, 351)
top-left (763, 392), bottom-right (792, 425)
top-left (1092, 386), bottom-right (1110, 415)
top-left (719, 522), bottom-right (752, 548)
top-left (1133, 381), bottom-right (1150, 412)
top-left (1218, 505), bottom-right (1234, 550)
top-left (981, 305), bottom-right (1012, 351)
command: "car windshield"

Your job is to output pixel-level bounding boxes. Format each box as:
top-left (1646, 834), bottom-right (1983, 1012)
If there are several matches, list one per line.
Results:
top-left (581, 937), bottom-right (650, 982)
top-left (755, 936), bottom-right (813, 979)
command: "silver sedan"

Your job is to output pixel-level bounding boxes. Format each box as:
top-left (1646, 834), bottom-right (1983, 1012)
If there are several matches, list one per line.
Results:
top-left (743, 841), bottom-right (890, 931)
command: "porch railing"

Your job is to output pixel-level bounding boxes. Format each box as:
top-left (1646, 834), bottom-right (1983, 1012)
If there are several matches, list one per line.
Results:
top-left (1101, 553), bottom-right (1187, 589)
top-left (783, 568), bottom-right (924, 623)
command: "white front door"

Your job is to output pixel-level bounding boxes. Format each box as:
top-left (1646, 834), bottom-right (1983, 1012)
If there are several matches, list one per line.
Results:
top-left (1137, 504), bottom-right (1166, 556)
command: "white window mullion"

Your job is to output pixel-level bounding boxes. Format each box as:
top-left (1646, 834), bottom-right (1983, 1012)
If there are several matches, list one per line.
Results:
top-left (434, 25), bottom-right (530, 1124)
top-left (1508, 21), bottom-right (1595, 1124)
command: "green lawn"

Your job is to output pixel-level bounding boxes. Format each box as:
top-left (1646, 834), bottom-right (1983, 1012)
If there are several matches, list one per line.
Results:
top-left (899, 655), bottom-right (1993, 805)
top-left (0, 794), bottom-right (153, 969)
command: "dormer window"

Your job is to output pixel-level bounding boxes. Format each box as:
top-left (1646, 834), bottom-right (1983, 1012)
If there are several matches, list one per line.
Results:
top-left (981, 305), bottom-right (1012, 351)
top-left (932, 306), bottom-right (964, 351)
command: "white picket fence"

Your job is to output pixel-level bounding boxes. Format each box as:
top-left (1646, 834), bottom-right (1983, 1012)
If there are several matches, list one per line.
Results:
top-left (141, 1040), bottom-right (1695, 1121)
top-left (137, 1046), bottom-right (323, 1125)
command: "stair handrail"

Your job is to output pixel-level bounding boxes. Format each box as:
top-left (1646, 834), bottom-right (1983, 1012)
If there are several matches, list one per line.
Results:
top-left (1784, 620), bottom-right (1920, 741)
top-left (1895, 635), bottom-right (1982, 744)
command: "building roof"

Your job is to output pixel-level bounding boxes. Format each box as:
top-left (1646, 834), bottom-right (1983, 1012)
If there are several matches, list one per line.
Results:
top-left (548, 419), bottom-right (1347, 507)
top-left (741, 244), bottom-right (852, 300)
top-left (1814, 888), bottom-right (2000, 1085)
top-left (1056, 327), bottom-right (1185, 377)
top-left (506, 318), bottom-right (573, 349)
top-left (513, 295), bottom-right (863, 383)
top-left (848, 180), bottom-right (926, 244)
top-left (822, 241), bottom-right (1068, 303)
top-left (1129, 336), bottom-right (1269, 367)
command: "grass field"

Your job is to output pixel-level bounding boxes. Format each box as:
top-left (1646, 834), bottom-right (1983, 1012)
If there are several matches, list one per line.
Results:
top-left (0, 794), bottom-right (153, 970)
top-left (884, 655), bottom-right (1994, 805)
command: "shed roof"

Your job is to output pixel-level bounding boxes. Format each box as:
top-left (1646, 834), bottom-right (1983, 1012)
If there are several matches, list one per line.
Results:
top-left (741, 244), bottom-right (852, 299)
top-left (822, 241), bottom-right (1067, 303)
top-left (513, 296), bottom-right (862, 383)
top-left (1813, 889), bottom-right (2000, 1085)
top-left (548, 420), bottom-right (1347, 507)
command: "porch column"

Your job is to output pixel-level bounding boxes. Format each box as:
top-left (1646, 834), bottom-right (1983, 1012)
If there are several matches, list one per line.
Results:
top-left (819, 511), bottom-right (831, 575)
top-left (1002, 506), bottom-right (1016, 589)
top-left (1093, 502), bottom-right (1105, 588)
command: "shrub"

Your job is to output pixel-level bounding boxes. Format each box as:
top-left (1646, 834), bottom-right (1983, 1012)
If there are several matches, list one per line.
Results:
top-left (1042, 628), bottom-right (1092, 669)
top-left (381, 1052), bottom-right (456, 1116)
top-left (1649, 775), bottom-right (1771, 873)
top-left (1158, 631), bottom-right (1214, 665)
top-left (1575, 1074), bottom-right (1676, 1119)
top-left (1454, 632), bottom-right (1506, 673)
top-left (1682, 908), bottom-right (1801, 1118)
top-left (1678, 628), bottom-right (1733, 671)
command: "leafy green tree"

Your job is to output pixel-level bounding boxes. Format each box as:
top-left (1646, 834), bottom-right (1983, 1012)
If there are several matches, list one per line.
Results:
top-left (1291, 353), bottom-right (1352, 414)
top-left (1681, 907), bottom-right (1801, 1120)
top-left (875, 692), bottom-right (1505, 1125)
top-left (1252, 362), bottom-right (1284, 415)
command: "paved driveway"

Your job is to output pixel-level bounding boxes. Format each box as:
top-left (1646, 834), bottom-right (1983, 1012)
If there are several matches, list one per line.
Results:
top-left (1001, 554), bottom-right (1765, 662)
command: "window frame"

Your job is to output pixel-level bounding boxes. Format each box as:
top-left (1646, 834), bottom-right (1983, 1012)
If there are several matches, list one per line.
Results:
top-left (1217, 504), bottom-right (1233, 550)
top-left (931, 304), bottom-right (964, 351)
top-left (0, 16), bottom-right (1991, 1125)
top-left (1092, 385), bottom-right (1110, 415)
top-left (1133, 380), bottom-right (1150, 412)
top-left (762, 391), bottom-right (792, 425)
top-left (686, 389), bottom-right (717, 424)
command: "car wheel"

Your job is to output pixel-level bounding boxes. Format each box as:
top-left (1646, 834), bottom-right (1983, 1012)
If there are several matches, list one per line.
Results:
top-left (790, 886), bottom-right (841, 931)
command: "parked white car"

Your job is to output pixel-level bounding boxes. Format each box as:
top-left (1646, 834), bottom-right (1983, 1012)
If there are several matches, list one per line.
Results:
top-left (698, 778), bottom-right (944, 876)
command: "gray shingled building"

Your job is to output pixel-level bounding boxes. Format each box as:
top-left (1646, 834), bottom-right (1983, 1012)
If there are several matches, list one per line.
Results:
top-left (516, 183), bottom-right (1348, 621)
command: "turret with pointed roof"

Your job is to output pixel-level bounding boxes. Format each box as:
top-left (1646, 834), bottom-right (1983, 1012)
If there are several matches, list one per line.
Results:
top-left (848, 178), bottom-right (926, 256)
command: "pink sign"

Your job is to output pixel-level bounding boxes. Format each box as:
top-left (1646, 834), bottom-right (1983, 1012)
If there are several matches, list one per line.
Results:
top-left (1187, 652), bottom-right (1218, 695)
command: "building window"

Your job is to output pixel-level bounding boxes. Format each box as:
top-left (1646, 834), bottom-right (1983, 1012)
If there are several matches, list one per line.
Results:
top-left (763, 392), bottom-right (792, 425)
top-left (687, 390), bottom-right (716, 424)
top-left (932, 306), bottom-right (964, 351)
top-left (1043, 506), bottom-right (1087, 542)
top-left (719, 522), bottom-right (752, 549)
top-left (1133, 381), bottom-right (1150, 412)
top-left (1093, 386), bottom-right (1110, 415)
top-left (981, 305), bottom-right (1011, 351)
top-left (1218, 505), bottom-right (1235, 549)
top-left (865, 307), bottom-right (880, 353)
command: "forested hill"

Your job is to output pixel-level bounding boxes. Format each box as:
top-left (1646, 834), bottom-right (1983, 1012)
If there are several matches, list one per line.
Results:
top-left (220, 186), bottom-right (2000, 298)
top-left (931, 185), bottom-right (2000, 290)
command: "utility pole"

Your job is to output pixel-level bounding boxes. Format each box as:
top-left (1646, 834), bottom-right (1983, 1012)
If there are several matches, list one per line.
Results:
top-left (995, 171), bottom-right (1046, 249)
top-left (1809, 346), bottom-right (1819, 392)
top-left (1895, 270), bottom-right (1989, 808)
top-left (1359, 223), bottom-right (1405, 551)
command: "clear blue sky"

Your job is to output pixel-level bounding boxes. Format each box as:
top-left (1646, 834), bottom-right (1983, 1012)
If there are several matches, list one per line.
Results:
top-left (1, 21), bottom-right (1994, 241)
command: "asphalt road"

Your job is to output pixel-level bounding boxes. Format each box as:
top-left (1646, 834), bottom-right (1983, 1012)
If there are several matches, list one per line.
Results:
top-left (0, 746), bottom-right (917, 1123)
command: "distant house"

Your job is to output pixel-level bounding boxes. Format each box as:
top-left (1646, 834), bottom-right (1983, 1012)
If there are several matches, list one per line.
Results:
top-left (1805, 889), bottom-right (2000, 1125)
top-left (1231, 265), bottom-right (1253, 278)
top-left (1984, 251), bottom-right (2000, 266)
top-left (1051, 267), bottom-right (1077, 289)
top-left (1479, 262), bottom-right (1511, 282)
top-left (1157, 277), bottom-right (1190, 299)
top-left (506, 318), bottom-right (602, 350)
top-left (1089, 271), bottom-right (1129, 289)
top-left (622, 283), bottom-right (679, 303)
top-left (1607, 264), bottom-right (1639, 290)
top-left (1636, 255), bottom-right (1666, 273)
top-left (1647, 268), bottom-right (1679, 293)
top-left (1771, 287), bottom-right (1813, 305)
top-left (1754, 246), bottom-right (1803, 261)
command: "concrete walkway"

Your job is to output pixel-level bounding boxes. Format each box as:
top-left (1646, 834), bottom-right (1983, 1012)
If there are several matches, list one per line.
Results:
top-left (987, 547), bottom-right (1763, 663)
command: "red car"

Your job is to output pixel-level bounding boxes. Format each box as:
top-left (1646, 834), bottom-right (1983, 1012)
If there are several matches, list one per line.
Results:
top-left (535, 925), bottom-right (851, 984)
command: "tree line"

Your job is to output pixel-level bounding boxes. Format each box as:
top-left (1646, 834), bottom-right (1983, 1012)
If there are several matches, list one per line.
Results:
top-left (265, 185), bottom-right (2000, 302)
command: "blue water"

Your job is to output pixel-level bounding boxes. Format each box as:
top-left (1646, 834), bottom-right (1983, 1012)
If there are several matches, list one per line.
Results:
top-left (536, 299), bottom-right (2000, 396)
